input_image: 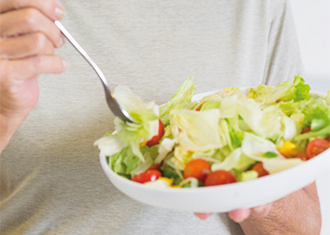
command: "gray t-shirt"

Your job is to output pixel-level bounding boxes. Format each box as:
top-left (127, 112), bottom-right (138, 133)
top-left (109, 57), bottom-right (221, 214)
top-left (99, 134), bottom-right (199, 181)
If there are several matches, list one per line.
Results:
top-left (0, 1), bottom-right (304, 234)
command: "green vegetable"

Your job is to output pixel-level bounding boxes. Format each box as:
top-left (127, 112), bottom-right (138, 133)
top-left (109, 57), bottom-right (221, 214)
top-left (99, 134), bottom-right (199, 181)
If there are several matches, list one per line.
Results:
top-left (238, 170), bottom-right (259, 182)
top-left (95, 75), bottom-right (330, 187)
top-left (263, 152), bottom-right (278, 158)
top-left (160, 76), bottom-right (196, 124)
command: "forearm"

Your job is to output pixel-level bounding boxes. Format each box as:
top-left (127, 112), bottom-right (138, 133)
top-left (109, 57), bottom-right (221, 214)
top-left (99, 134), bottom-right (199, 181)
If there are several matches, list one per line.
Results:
top-left (239, 183), bottom-right (321, 235)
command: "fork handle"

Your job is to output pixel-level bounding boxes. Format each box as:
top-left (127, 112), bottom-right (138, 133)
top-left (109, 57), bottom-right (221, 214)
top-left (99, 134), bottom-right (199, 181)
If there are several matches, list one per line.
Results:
top-left (55, 20), bottom-right (134, 122)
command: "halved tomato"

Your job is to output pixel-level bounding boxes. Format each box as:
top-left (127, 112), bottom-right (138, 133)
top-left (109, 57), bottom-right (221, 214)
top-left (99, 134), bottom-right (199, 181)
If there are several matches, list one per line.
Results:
top-left (131, 170), bottom-right (162, 184)
top-left (146, 120), bottom-right (165, 147)
top-left (204, 170), bottom-right (236, 186)
top-left (183, 159), bottom-right (211, 183)
top-left (251, 162), bottom-right (269, 177)
top-left (306, 138), bottom-right (330, 159)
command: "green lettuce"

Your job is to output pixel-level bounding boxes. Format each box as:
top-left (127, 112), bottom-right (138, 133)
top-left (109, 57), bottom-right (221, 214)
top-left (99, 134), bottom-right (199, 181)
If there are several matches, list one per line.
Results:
top-left (252, 75), bottom-right (311, 105)
top-left (160, 76), bottom-right (196, 124)
top-left (95, 75), bottom-right (330, 187)
top-left (241, 133), bottom-right (303, 174)
top-left (170, 109), bottom-right (224, 152)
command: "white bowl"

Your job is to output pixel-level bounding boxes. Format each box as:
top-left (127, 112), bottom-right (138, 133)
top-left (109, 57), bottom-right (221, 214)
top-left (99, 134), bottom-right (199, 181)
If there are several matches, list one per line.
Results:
top-left (99, 90), bottom-right (330, 213)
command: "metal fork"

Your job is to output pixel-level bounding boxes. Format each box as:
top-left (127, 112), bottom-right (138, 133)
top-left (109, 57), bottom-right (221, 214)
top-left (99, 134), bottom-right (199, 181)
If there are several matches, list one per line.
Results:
top-left (55, 20), bottom-right (135, 123)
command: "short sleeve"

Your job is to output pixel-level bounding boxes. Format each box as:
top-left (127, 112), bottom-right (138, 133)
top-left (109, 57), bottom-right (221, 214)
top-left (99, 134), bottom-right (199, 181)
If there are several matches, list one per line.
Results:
top-left (262, 0), bottom-right (305, 85)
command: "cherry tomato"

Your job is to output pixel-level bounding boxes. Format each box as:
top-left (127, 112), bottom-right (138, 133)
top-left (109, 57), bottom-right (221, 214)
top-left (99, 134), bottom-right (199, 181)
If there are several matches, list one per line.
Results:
top-left (146, 120), bottom-right (165, 147)
top-left (183, 159), bottom-right (211, 182)
top-left (251, 162), bottom-right (269, 177)
top-left (147, 164), bottom-right (160, 171)
top-left (204, 170), bottom-right (236, 186)
top-left (306, 138), bottom-right (330, 159)
top-left (131, 170), bottom-right (161, 184)
top-left (293, 152), bottom-right (308, 161)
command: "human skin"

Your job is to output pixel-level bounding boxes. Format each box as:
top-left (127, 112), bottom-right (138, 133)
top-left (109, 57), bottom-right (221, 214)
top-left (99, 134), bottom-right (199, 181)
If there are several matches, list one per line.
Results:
top-left (0, 0), bottom-right (67, 153)
top-left (196, 182), bottom-right (321, 235)
top-left (0, 1), bottom-right (322, 234)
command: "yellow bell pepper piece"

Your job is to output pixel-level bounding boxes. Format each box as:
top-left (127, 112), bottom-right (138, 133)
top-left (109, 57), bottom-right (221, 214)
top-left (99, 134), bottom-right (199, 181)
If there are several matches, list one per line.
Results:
top-left (157, 177), bottom-right (182, 188)
top-left (158, 177), bottom-right (173, 186)
top-left (278, 141), bottom-right (299, 158)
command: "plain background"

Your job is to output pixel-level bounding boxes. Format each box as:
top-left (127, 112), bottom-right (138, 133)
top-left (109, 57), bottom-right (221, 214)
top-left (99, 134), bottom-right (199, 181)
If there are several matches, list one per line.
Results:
top-left (290, 0), bottom-right (330, 234)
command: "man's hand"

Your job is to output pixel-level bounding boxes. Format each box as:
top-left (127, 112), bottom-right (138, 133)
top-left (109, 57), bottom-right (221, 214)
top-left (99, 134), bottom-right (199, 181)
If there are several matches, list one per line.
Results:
top-left (195, 182), bottom-right (321, 235)
top-left (0, 0), bottom-right (67, 152)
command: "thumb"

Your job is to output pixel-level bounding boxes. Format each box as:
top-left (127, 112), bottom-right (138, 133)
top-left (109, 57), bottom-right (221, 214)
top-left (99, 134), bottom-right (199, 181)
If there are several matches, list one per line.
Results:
top-left (194, 212), bottom-right (212, 220)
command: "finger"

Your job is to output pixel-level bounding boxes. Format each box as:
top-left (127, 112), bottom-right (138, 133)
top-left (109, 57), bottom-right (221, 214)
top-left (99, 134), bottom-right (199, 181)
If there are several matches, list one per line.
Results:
top-left (0, 8), bottom-right (64, 48)
top-left (250, 203), bottom-right (273, 218)
top-left (0, 33), bottom-right (55, 59)
top-left (0, 0), bottom-right (64, 21)
top-left (194, 212), bottom-right (212, 220)
top-left (228, 208), bottom-right (251, 223)
top-left (2, 55), bottom-right (68, 82)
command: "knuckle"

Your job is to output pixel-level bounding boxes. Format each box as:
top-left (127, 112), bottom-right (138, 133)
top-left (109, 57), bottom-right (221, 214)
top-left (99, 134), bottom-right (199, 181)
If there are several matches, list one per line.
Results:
top-left (23, 8), bottom-right (39, 28)
top-left (31, 55), bottom-right (63, 74)
top-left (32, 33), bottom-right (48, 52)
top-left (32, 56), bottom-right (44, 70)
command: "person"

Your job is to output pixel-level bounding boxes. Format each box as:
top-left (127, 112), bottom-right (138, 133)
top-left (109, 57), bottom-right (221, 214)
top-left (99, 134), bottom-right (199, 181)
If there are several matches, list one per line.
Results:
top-left (0, 0), bottom-right (322, 234)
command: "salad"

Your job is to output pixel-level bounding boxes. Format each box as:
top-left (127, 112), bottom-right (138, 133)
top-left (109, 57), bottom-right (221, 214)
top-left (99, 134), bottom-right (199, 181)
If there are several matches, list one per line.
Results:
top-left (95, 75), bottom-right (330, 188)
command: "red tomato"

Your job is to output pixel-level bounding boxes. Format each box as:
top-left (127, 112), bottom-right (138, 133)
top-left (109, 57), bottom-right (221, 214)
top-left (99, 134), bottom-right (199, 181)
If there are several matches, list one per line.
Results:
top-left (306, 138), bottom-right (330, 159)
top-left (183, 159), bottom-right (211, 182)
top-left (146, 120), bottom-right (165, 147)
top-left (251, 162), bottom-right (269, 177)
top-left (204, 170), bottom-right (236, 186)
top-left (131, 170), bottom-right (161, 184)
top-left (147, 164), bottom-right (160, 171)
top-left (293, 152), bottom-right (308, 161)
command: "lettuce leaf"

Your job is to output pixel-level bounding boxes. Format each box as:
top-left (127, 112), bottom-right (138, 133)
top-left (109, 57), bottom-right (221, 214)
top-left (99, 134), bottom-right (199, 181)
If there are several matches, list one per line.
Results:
top-left (96, 75), bottom-right (329, 186)
top-left (252, 75), bottom-right (310, 105)
top-left (241, 133), bottom-right (303, 174)
top-left (160, 77), bottom-right (196, 123)
top-left (170, 109), bottom-right (224, 152)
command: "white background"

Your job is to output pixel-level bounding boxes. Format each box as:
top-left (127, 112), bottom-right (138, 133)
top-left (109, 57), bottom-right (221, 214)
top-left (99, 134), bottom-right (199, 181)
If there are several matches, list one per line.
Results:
top-left (290, 0), bottom-right (330, 91)
top-left (290, 0), bottom-right (330, 234)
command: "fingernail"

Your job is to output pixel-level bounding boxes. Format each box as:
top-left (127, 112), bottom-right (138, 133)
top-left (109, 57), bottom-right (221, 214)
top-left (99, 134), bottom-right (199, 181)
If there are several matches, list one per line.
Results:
top-left (194, 212), bottom-right (212, 220)
top-left (62, 59), bottom-right (68, 70)
top-left (58, 36), bottom-right (65, 47)
top-left (232, 218), bottom-right (245, 223)
top-left (55, 7), bottom-right (65, 20)
top-left (228, 209), bottom-right (251, 223)
top-left (253, 205), bottom-right (264, 214)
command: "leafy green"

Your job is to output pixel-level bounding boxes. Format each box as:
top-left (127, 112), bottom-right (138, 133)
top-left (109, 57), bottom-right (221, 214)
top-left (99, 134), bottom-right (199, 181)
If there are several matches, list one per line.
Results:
top-left (237, 170), bottom-right (258, 182)
top-left (263, 152), bottom-right (278, 158)
top-left (253, 74), bottom-right (310, 105)
top-left (160, 77), bottom-right (196, 121)
top-left (95, 75), bottom-right (330, 187)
